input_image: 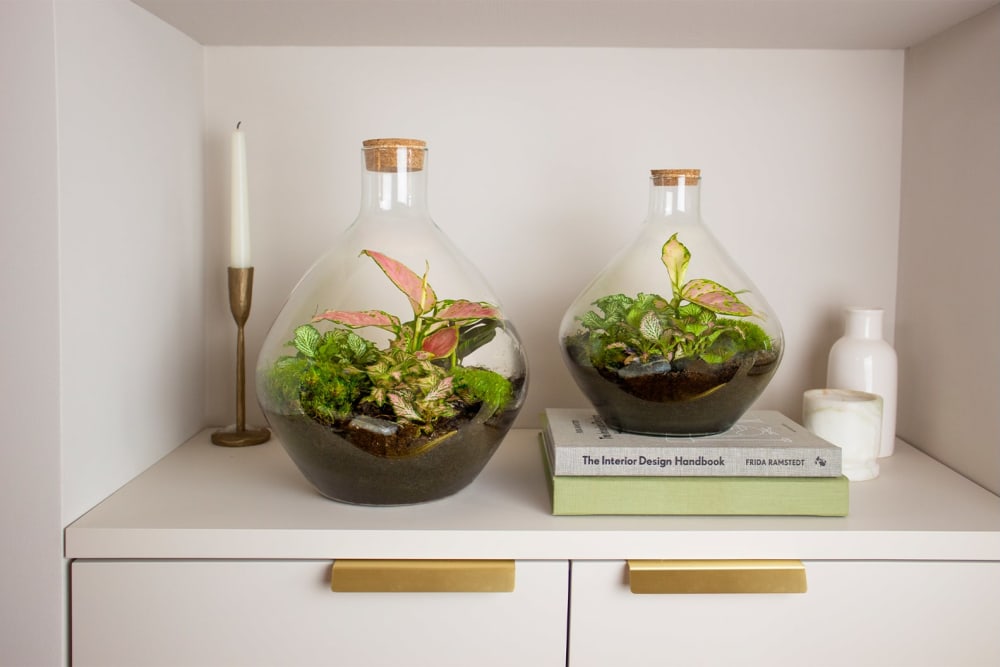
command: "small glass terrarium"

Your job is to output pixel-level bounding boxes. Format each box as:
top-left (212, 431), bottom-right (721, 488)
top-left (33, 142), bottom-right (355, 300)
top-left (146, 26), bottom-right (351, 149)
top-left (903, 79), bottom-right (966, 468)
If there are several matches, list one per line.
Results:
top-left (256, 139), bottom-right (528, 505)
top-left (560, 169), bottom-right (782, 436)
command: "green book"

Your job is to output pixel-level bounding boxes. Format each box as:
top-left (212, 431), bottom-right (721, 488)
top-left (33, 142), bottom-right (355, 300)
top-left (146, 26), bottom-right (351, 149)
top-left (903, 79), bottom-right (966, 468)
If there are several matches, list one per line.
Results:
top-left (541, 436), bottom-right (849, 517)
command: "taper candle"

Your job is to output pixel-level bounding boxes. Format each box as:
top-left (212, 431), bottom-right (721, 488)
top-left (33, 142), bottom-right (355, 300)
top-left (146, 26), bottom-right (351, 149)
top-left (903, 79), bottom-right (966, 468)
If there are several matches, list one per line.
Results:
top-left (230, 122), bottom-right (251, 268)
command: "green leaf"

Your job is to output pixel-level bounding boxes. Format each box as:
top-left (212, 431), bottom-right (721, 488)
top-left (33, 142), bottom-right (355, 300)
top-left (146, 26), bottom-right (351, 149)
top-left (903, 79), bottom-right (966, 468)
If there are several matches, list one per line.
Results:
top-left (593, 294), bottom-right (633, 318)
top-left (639, 311), bottom-right (663, 341)
top-left (580, 311), bottom-right (602, 329)
top-left (661, 233), bottom-right (690, 291)
top-left (293, 325), bottom-right (321, 357)
top-left (454, 319), bottom-right (500, 363)
top-left (696, 324), bottom-right (741, 362)
top-left (346, 332), bottom-right (369, 357)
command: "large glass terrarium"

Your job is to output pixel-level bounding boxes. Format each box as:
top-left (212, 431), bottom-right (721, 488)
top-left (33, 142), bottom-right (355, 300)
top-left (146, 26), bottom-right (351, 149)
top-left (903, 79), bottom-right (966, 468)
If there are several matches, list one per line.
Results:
top-left (257, 138), bottom-right (528, 505)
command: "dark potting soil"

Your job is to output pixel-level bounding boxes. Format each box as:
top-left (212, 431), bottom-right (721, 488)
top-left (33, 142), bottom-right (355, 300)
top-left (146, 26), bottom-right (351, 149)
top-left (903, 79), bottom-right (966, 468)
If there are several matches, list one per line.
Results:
top-left (563, 335), bottom-right (780, 436)
top-left (264, 380), bottom-right (523, 505)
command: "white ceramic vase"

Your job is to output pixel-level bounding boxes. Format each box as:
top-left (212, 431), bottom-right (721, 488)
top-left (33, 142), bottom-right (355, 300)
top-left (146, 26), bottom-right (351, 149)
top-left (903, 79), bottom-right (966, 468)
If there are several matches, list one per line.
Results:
top-left (826, 307), bottom-right (898, 457)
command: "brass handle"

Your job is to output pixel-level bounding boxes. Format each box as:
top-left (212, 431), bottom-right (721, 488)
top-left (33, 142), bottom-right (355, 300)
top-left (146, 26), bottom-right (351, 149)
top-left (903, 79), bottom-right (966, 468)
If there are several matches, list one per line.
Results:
top-left (627, 559), bottom-right (807, 594)
top-left (331, 559), bottom-right (515, 593)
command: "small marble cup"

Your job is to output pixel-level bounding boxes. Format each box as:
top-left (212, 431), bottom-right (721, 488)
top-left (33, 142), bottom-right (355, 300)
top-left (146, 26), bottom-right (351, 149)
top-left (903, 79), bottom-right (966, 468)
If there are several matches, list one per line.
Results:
top-left (803, 388), bottom-right (883, 481)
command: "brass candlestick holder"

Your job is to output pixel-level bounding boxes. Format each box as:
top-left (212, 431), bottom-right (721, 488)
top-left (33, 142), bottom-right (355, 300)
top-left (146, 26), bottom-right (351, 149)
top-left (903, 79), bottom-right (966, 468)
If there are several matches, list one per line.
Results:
top-left (212, 267), bottom-right (271, 447)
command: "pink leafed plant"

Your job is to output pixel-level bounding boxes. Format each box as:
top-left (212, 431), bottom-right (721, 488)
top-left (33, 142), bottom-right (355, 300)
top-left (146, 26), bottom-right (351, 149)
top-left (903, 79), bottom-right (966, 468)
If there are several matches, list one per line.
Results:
top-left (272, 249), bottom-right (512, 430)
top-left (572, 233), bottom-right (772, 368)
top-left (313, 249), bottom-right (501, 363)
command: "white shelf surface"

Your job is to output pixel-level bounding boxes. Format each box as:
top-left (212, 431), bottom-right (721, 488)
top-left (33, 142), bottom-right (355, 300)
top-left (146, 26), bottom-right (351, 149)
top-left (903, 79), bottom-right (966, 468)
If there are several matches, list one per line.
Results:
top-left (130, 0), bottom-right (998, 48)
top-left (65, 428), bottom-right (1000, 561)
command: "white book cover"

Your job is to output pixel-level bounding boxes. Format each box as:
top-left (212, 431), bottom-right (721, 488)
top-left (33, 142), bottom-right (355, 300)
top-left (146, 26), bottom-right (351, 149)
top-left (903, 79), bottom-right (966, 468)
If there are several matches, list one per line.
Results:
top-left (543, 408), bottom-right (842, 477)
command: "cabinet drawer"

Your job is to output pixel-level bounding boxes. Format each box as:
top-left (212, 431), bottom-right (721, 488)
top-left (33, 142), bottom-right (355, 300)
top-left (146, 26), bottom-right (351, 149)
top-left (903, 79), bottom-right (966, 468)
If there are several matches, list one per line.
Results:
top-left (72, 559), bottom-right (568, 667)
top-left (569, 560), bottom-right (1000, 667)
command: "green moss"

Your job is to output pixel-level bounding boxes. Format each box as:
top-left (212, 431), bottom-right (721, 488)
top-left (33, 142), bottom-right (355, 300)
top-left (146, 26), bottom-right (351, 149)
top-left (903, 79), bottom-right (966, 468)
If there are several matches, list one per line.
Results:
top-left (453, 366), bottom-right (513, 410)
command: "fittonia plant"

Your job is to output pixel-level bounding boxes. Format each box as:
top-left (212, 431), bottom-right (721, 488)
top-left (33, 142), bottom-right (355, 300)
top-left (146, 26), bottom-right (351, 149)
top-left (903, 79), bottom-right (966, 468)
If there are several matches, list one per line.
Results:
top-left (266, 250), bottom-right (513, 433)
top-left (577, 233), bottom-right (773, 369)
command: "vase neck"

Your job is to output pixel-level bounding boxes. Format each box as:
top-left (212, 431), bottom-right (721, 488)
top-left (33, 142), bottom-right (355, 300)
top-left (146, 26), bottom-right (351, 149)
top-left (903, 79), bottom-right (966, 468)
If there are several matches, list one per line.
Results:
top-left (844, 307), bottom-right (884, 339)
top-left (359, 139), bottom-right (430, 216)
top-left (647, 169), bottom-right (701, 222)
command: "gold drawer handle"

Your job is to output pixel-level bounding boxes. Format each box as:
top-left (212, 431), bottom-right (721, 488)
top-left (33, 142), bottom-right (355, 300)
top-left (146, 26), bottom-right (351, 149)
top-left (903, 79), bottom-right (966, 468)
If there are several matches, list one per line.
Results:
top-left (331, 559), bottom-right (515, 593)
top-left (627, 559), bottom-right (807, 594)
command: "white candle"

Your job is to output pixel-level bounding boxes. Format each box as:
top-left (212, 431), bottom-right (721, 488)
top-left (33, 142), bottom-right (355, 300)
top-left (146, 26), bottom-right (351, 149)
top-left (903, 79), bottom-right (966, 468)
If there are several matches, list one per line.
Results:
top-left (230, 122), bottom-right (251, 268)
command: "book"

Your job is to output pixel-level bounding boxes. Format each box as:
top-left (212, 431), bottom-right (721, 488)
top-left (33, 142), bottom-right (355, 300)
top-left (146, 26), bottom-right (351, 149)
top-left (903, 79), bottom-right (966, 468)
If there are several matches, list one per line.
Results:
top-left (543, 408), bottom-right (842, 477)
top-left (540, 436), bottom-right (849, 516)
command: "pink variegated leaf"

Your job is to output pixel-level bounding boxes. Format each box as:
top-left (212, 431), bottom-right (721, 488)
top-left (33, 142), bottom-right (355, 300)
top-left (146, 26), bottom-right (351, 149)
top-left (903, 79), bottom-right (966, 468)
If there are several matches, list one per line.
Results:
top-left (681, 279), bottom-right (754, 316)
top-left (362, 249), bottom-right (436, 316)
top-left (436, 299), bottom-right (501, 321)
top-left (388, 393), bottom-right (422, 421)
top-left (661, 233), bottom-right (690, 289)
top-left (423, 376), bottom-right (454, 402)
top-left (312, 309), bottom-right (400, 329)
top-left (420, 326), bottom-right (459, 358)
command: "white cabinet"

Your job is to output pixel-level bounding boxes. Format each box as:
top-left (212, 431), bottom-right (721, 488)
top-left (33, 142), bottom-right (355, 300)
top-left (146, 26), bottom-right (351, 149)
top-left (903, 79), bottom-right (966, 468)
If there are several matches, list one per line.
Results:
top-left (569, 560), bottom-right (1000, 667)
top-left (72, 559), bottom-right (569, 667)
top-left (67, 429), bottom-right (1000, 666)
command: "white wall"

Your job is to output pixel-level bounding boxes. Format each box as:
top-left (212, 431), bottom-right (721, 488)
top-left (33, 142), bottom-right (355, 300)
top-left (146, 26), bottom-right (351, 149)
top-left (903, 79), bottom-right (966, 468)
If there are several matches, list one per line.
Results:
top-left (56, 0), bottom-right (205, 525)
top-left (897, 5), bottom-right (1000, 493)
top-left (0, 3), bottom-right (64, 664)
top-left (202, 47), bottom-right (904, 430)
top-left (2, 1), bottom-right (203, 663)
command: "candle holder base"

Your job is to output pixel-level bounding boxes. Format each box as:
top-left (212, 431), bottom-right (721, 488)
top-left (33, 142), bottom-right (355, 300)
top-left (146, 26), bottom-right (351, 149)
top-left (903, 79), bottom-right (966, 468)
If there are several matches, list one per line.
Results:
top-left (211, 425), bottom-right (271, 447)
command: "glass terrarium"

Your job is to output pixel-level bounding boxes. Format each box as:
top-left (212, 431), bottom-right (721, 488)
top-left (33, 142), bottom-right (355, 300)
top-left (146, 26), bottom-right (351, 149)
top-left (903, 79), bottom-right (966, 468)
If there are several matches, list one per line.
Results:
top-left (257, 138), bottom-right (528, 505)
top-left (560, 169), bottom-right (782, 436)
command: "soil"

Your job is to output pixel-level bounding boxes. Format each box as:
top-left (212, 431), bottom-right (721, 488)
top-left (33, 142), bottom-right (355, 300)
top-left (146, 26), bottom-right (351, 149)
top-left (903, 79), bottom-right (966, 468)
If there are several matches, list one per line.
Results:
top-left (563, 334), bottom-right (780, 436)
top-left (264, 376), bottom-right (524, 505)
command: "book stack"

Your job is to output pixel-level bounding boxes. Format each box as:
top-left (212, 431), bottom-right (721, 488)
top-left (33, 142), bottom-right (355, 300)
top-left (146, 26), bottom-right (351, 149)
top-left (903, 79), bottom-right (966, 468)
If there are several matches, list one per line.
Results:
top-left (541, 408), bottom-right (848, 516)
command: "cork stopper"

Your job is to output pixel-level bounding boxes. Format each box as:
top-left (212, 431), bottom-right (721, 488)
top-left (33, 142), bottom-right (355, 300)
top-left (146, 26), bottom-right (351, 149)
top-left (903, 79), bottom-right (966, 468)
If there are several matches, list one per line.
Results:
top-left (363, 138), bottom-right (427, 172)
top-left (651, 169), bottom-right (701, 186)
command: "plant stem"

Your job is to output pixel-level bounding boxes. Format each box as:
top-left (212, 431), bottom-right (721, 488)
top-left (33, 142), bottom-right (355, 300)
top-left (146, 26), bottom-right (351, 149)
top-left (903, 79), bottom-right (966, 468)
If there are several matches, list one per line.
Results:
top-left (411, 315), bottom-right (424, 353)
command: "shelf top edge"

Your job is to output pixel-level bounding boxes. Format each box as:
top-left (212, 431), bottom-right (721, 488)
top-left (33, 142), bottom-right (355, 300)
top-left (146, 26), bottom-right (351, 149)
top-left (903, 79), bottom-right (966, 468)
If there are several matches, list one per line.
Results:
top-left (64, 423), bottom-right (1000, 561)
top-left (65, 527), bottom-right (1000, 561)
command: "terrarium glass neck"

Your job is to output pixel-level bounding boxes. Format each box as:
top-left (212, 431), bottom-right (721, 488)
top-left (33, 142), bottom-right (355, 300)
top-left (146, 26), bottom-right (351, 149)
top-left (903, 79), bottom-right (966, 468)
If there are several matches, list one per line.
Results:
top-left (360, 149), bottom-right (430, 215)
top-left (648, 179), bottom-right (701, 219)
